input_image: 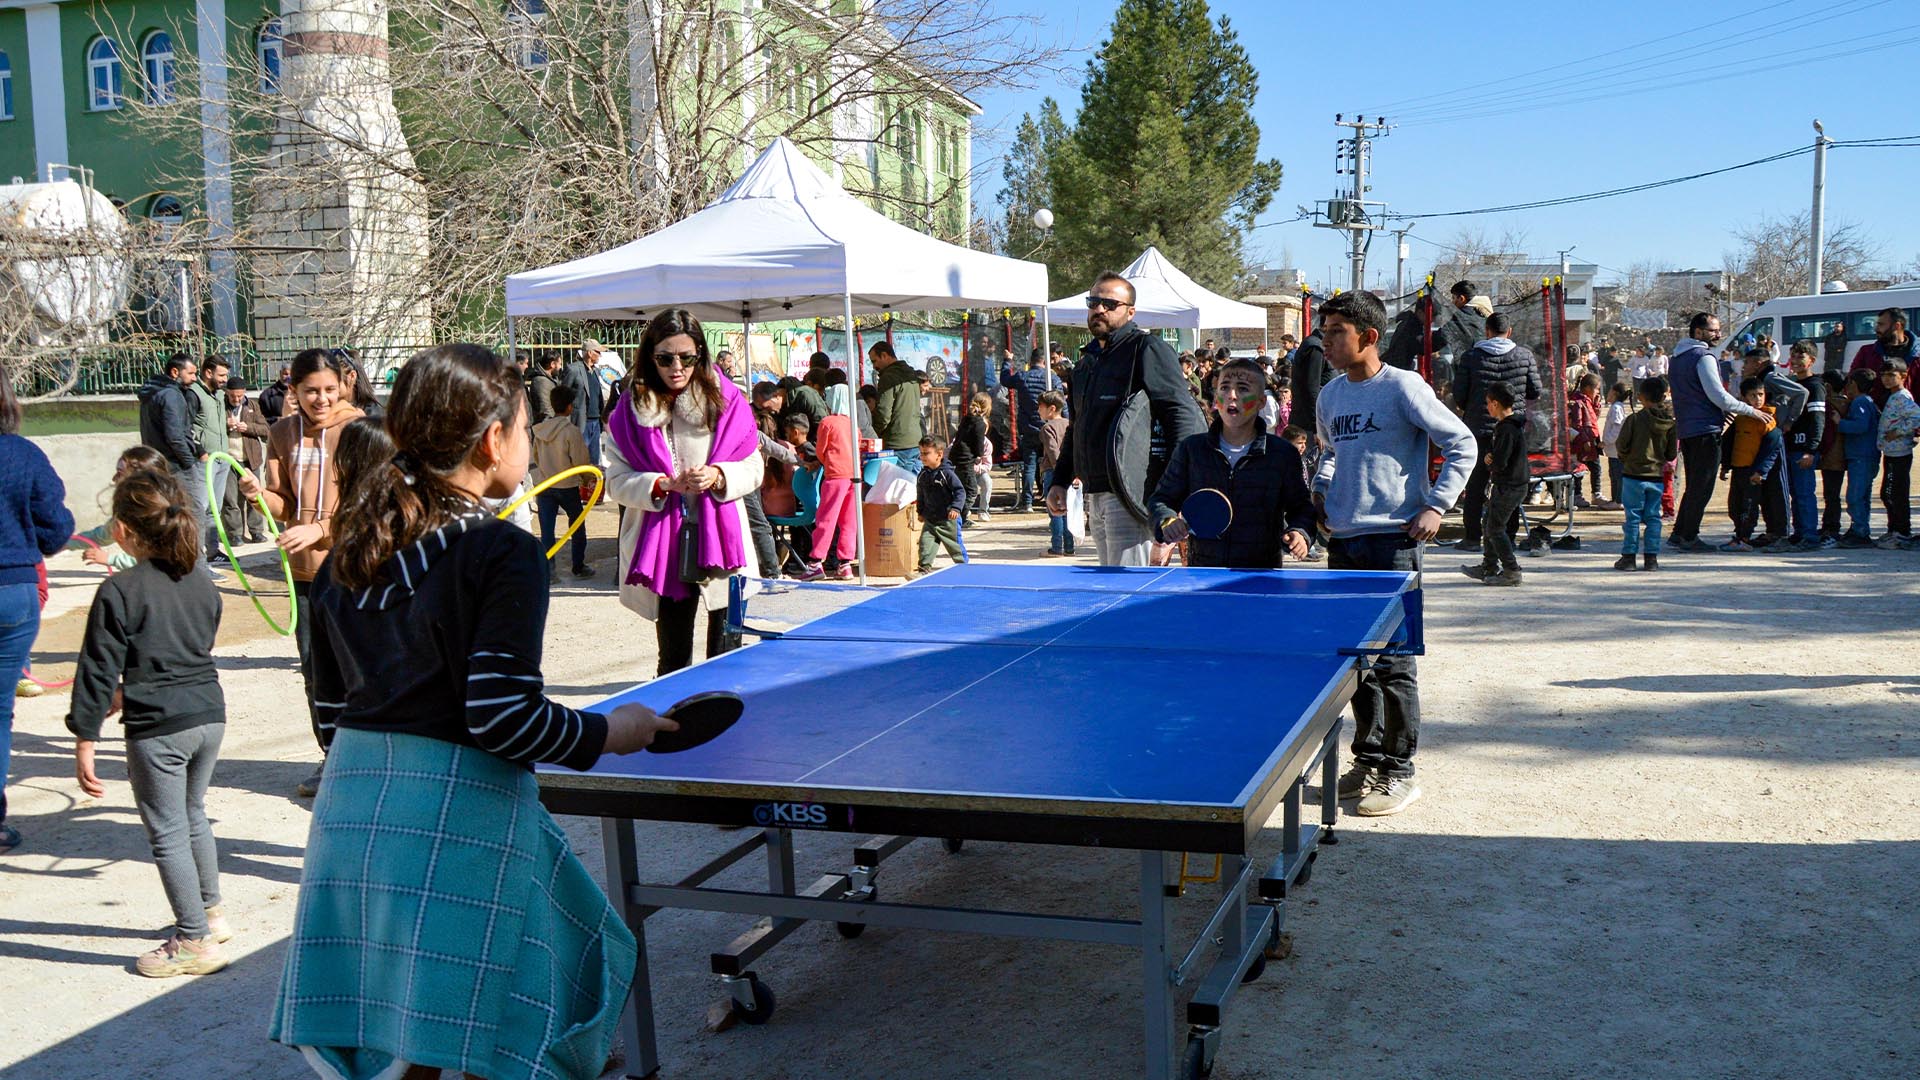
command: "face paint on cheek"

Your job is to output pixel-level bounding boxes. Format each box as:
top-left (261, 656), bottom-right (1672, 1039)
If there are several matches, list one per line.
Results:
top-left (1216, 385), bottom-right (1264, 411)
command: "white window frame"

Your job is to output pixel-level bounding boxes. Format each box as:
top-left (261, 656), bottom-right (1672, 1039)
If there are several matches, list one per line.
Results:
top-left (0, 50), bottom-right (13, 121)
top-left (142, 31), bottom-right (176, 105)
top-left (258, 19), bottom-right (283, 94)
top-left (506, 0), bottom-right (548, 71)
top-left (88, 37), bottom-right (125, 111)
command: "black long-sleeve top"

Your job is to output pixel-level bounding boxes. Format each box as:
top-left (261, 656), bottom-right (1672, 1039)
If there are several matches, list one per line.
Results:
top-left (1148, 423), bottom-right (1316, 569)
top-left (67, 561), bottom-right (225, 741)
top-left (1052, 322), bottom-right (1205, 495)
top-left (949, 414), bottom-right (987, 468)
top-left (1487, 414), bottom-right (1530, 487)
top-left (310, 512), bottom-right (608, 770)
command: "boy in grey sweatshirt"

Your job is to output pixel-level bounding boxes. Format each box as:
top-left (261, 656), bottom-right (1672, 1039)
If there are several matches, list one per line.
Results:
top-left (1310, 291), bottom-right (1475, 819)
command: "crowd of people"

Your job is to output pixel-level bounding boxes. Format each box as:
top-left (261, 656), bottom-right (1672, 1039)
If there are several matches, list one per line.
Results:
top-left (1, 258), bottom-right (1915, 1077)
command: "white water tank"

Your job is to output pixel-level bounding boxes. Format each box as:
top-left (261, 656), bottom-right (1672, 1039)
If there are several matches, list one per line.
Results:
top-left (0, 179), bottom-right (131, 336)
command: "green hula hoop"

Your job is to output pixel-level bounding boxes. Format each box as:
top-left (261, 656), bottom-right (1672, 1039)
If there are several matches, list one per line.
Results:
top-left (205, 451), bottom-right (299, 636)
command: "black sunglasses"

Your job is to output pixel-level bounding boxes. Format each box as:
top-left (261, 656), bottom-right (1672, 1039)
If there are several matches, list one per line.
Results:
top-left (1085, 295), bottom-right (1127, 311)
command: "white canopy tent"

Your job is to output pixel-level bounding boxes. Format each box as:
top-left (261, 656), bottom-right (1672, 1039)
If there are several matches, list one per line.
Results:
top-left (503, 137), bottom-right (1051, 581)
top-left (1046, 246), bottom-right (1267, 340)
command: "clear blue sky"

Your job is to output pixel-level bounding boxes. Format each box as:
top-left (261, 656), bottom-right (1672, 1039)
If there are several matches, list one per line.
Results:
top-left (969, 0), bottom-right (1920, 290)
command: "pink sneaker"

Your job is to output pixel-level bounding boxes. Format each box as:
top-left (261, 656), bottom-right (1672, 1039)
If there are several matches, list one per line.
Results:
top-left (795, 562), bottom-right (825, 582)
top-left (832, 564), bottom-right (856, 580)
top-left (136, 933), bottom-right (229, 978)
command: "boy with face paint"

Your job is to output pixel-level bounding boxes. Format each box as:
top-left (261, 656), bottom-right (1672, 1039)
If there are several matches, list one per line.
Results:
top-left (1149, 359), bottom-right (1316, 568)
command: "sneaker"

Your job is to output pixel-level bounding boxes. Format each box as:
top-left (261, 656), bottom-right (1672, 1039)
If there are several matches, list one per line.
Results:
top-left (795, 562), bottom-right (826, 582)
top-left (1355, 774), bottom-right (1422, 817)
top-left (1451, 540), bottom-right (1483, 554)
top-left (1014, 503), bottom-right (1034, 514)
top-left (1482, 569), bottom-right (1523, 586)
top-left (1044, 547), bottom-right (1066, 557)
top-left (1335, 765), bottom-right (1374, 800)
top-left (1642, 553), bottom-right (1660, 571)
top-left (1874, 533), bottom-right (1911, 550)
top-left (136, 934), bottom-right (229, 978)
top-left (296, 766), bottom-right (324, 799)
top-left (204, 906), bottom-right (234, 944)
top-left (1837, 533), bottom-right (1873, 549)
top-left (1750, 534), bottom-right (1781, 549)
top-left (1525, 540), bottom-right (1548, 558)
top-left (1717, 539), bottom-right (1755, 552)
top-left (0, 823), bottom-right (20, 853)
top-left (572, 565), bottom-right (596, 579)
top-left (1815, 535), bottom-right (1838, 550)
top-left (975, 512), bottom-right (992, 523)
top-left (1613, 554), bottom-right (1637, 571)
top-left (1458, 564), bottom-right (1491, 581)
top-left (832, 564), bottom-right (856, 580)
top-left (15, 678), bottom-right (44, 699)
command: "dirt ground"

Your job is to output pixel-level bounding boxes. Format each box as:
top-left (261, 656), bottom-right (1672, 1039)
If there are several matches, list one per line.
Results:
top-left (2, 483), bottom-right (1915, 1080)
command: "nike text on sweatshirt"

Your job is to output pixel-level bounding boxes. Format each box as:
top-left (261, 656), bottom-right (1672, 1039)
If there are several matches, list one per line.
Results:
top-left (1313, 363), bottom-right (1476, 538)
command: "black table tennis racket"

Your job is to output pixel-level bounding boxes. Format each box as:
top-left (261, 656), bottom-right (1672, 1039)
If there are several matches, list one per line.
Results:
top-left (646, 691), bottom-right (745, 754)
top-left (1183, 488), bottom-right (1233, 540)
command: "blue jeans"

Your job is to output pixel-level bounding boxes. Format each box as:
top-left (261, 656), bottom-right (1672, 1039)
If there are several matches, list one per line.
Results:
top-left (536, 488), bottom-right (589, 572)
top-left (582, 419), bottom-right (603, 467)
top-left (1015, 436), bottom-right (1041, 509)
top-left (1845, 456), bottom-right (1878, 538)
top-left (1620, 476), bottom-right (1664, 555)
top-left (1043, 469), bottom-right (1073, 552)
top-left (0, 582), bottom-right (42, 824)
top-left (1787, 454), bottom-right (1819, 541)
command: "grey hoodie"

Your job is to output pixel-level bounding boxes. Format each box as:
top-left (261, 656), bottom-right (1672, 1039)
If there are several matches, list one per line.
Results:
top-left (1313, 363), bottom-right (1476, 538)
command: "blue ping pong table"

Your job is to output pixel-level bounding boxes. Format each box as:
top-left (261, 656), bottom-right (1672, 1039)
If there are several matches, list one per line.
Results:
top-left (537, 563), bottom-right (1422, 1079)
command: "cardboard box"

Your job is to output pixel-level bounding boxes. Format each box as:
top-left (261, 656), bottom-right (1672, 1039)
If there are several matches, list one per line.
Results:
top-left (862, 501), bottom-right (922, 578)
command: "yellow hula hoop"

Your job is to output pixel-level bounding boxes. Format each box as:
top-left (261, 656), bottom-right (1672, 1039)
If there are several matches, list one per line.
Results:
top-left (204, 451), bottom-right (299, 636)
top-left (497, 465), bottom-right (606, 559)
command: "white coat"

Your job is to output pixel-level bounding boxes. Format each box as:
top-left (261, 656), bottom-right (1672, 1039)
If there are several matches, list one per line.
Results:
top-left (603, 384), bottom-right (765, 622)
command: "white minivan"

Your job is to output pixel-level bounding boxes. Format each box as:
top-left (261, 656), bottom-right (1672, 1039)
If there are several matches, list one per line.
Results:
top-left (1727, 283), bottom-right (1920, 373)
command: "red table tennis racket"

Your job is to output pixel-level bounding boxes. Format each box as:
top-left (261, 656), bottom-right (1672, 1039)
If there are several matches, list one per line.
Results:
top-left (646, 691), bottom-right (745, 754)
top-left (1183, 488), bottom-right (1233, 540)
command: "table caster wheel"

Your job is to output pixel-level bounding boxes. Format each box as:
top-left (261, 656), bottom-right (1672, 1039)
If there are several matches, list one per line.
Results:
top-left (1264, 931), bottom-right (1294, 961)
top-left (1242, 952), bottom-right (1267, 984)
top-left (1180, 1036), bottom-right (1214, 1079)
top-left (942, 837), bottom-right (964, 854)
top-left (730, 973), bottom-right (776, 1025)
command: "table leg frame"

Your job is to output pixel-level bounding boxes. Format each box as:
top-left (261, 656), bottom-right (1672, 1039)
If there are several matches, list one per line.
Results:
top-left (594, 732), bottom-right (1344, 1080)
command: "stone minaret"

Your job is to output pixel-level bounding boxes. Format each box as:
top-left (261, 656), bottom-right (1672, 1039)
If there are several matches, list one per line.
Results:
top-left (248, 0), bottom-right (430, 364)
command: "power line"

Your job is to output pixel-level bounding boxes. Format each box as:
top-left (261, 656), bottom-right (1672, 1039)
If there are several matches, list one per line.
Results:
top-left (1390, 0), bottom-right (1894, 124)
top-left (1372, 0), bottom-right (1809, 113)
top-left (1384, 135), bottom-right (1919, 221)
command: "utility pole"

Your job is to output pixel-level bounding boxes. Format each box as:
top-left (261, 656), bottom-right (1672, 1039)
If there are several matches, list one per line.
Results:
top-left (1314, 114), bottom-right (1390, 295)
top-left (1809, 119), bottom-right (1830, 296)
top-left (1393, 223), bottom-right (1415, 313)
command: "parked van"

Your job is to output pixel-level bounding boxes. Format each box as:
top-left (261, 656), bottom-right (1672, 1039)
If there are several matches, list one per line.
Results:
top-left (1727, 283), bottom-right (1920, 373)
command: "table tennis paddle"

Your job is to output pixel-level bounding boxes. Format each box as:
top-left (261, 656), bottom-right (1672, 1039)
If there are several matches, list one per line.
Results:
top-left (1183, 488), bottom-right (1233, 540)
top-left (646, 691), bottom-right (745, 754)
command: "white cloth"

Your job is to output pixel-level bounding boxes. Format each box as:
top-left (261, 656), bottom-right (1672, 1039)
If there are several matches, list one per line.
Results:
top-left (603, 386), bottom-right (765, 622)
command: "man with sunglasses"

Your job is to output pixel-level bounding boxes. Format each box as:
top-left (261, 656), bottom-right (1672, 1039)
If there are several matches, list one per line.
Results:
top-left (1046, 272), bottom-right (1204, 565)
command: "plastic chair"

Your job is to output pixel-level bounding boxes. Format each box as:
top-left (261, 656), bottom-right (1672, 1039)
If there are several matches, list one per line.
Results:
top-left (768, 465), bottom-right (823, 571)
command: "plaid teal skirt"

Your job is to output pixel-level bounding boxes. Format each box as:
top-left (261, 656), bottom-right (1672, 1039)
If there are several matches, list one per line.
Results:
top-left (271, 728), bottom-right (635, 1080)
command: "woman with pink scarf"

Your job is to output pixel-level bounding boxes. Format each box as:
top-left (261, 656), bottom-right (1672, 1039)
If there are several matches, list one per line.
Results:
top-left (605, 310), bottom-right (765, 675)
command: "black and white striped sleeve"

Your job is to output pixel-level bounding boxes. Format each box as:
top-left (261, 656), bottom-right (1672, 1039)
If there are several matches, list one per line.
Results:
top-left (465, 531), bottom-right (609, 770)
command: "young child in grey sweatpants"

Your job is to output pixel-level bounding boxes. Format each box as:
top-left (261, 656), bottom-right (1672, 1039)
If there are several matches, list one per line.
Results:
top-left (66, 469), bottom-right (231, 978)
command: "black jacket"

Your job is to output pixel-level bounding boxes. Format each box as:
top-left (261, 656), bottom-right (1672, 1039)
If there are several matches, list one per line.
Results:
top-left (949, 414), bottom-right (986, 468)
top-left (916, 460), bottom-right (967, 522)
top-left (67, 561), bottom-right (225, 742)
top-left (1789, 374), bottom-right (1827, 456)
top-left (1148, 422), bottom-right (1315, 570)
top-left (1487, 414), bottom-right (1530, 488)
top-left (137, 373), bottom-right (200, 470)
top-left (1052, 321), bottom-right (1204, 497)
top-left (1289, 333), bottom-right (1329, 439)
top-left (1451, 341), bottom-right (1544, 438)
top-left (258, 378), bottom-right (290, 423)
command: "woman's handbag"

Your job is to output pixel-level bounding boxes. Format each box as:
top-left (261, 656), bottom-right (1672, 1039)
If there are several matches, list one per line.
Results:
top-left (677, 494), bottom-right (709, 585)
